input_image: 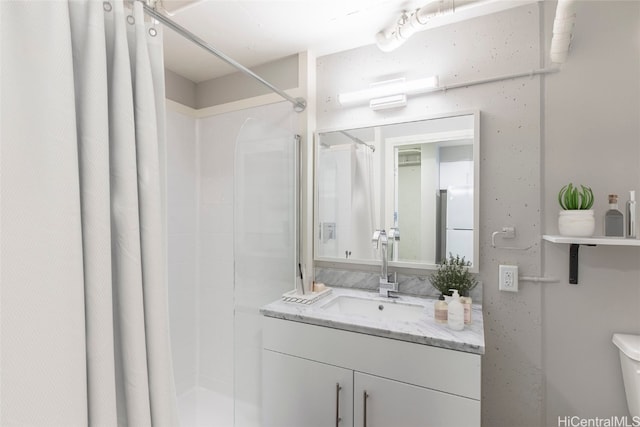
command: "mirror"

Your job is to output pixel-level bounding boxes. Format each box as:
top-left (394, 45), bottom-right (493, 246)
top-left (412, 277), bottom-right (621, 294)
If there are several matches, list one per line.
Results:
top-left (314, 112), bottom-right (478, 271)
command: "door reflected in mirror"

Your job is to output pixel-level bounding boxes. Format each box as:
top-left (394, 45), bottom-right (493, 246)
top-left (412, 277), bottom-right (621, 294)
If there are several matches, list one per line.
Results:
top-left (315, 112), bottom-right (478, 271)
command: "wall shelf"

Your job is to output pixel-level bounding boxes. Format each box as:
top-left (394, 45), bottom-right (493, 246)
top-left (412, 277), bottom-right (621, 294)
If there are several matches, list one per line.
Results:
top-left (542, 235), bottom-right (640, 246)
top-left (542, 235), bottom-right (640, 284)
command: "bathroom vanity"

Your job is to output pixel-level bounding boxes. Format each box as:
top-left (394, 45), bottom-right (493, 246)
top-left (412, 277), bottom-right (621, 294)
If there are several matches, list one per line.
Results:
top-left (260, 288), bottom-right (484, 427)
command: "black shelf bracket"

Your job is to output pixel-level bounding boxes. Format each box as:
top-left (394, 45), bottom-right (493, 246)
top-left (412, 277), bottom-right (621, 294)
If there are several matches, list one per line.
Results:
top-left (568, 243), bottom-right (597, 284)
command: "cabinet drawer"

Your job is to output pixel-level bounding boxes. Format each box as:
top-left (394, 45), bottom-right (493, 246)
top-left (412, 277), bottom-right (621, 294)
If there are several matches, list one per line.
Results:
top-left (263, 316), bottom-right (481, 399)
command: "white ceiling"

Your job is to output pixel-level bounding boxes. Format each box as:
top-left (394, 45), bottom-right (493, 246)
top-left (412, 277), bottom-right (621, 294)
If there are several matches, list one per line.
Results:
top-left (159, 0), bottom-right (416, 83)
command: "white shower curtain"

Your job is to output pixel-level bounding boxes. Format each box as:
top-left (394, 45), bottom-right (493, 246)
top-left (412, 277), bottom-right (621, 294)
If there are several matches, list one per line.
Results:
top-left (1, 1), bottom-right (178, 426)
top-left (350, 145), bottom-right (376, 259)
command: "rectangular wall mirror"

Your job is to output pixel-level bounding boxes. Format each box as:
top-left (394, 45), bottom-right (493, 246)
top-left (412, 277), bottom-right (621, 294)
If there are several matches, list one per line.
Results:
top-left (314, 111), bottom-right (479, 272)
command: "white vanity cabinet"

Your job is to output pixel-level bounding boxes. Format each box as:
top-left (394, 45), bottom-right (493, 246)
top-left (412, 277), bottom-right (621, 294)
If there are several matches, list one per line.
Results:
top-left (262, 316), bottom-right (481, 427)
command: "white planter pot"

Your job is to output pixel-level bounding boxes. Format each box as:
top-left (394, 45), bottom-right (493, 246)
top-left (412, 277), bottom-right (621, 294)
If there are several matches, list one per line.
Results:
top-left (558, 210), bottom-right (595, 237)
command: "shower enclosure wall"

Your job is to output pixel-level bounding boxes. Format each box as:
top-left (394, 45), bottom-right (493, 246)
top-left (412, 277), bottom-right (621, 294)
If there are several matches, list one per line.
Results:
top-left (166, 101), bottom-right (299, 427)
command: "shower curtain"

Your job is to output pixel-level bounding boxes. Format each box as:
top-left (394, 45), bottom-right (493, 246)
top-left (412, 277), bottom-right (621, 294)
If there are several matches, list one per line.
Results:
top-left (1, 1), bottom-right (178, 426)
top-left (350, 144), bottom-right (376, 259)
top-left (316, 143), bottom-right (376, 260)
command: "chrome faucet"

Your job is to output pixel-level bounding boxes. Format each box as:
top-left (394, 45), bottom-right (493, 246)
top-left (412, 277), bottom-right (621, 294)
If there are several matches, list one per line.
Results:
top-left (372, 229), bottom-right (398, 297)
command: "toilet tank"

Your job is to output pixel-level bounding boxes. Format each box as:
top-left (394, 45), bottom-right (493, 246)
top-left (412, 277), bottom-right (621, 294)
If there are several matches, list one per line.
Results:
top-left (613, 334), bottom-right (640, 417)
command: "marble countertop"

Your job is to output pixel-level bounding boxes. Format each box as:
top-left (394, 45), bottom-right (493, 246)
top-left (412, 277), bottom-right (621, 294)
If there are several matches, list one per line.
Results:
top-left (260, 287), bottom-right (485, 355)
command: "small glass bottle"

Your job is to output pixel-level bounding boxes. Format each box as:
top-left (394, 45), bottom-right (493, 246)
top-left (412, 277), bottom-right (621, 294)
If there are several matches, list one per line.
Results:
top-left (434, 295), bottom-right (448, 324)
top-left (626, 190), bottom-right (636, 238)
top-left (605, 194), bottom-right (624, 237)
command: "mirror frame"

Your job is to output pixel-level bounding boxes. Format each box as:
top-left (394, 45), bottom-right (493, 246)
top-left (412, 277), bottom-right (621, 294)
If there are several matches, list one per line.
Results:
top-left (313, 110), bottom-right (480, 273)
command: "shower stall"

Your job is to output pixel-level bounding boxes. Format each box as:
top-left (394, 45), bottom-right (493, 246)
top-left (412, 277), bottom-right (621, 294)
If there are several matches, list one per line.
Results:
top-left (149, 5), bottom-right (305, 426)
top-left (166, 101), bottom-right (299, 427)
top-left (0, 2), bottom-right (304, 424)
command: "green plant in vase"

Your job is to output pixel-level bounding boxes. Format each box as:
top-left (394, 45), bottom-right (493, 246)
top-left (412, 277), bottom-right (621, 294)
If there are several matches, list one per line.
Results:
top-left (557, 183), bottom-right (595, 237)
top-left (558, 183), bottom-right (594, 210)
top-left (429, 253), bottom-right (478, 297)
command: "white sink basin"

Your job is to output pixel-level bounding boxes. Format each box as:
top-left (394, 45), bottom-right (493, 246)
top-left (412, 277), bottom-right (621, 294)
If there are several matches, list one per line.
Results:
top-left (321, 295), bottom-right (425, 322)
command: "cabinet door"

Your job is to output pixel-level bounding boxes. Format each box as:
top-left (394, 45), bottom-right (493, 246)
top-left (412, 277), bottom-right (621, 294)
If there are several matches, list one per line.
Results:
top-left (353, 372), bottom-right (480, 427)
top-left (263, 349), bottom-right (354, 427)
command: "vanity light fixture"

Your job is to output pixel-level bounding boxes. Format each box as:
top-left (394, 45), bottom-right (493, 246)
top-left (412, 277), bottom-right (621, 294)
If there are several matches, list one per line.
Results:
top-left (337, 76), bottom-right (438, 109)
top-left (370, 94), bottom-right (407, 111)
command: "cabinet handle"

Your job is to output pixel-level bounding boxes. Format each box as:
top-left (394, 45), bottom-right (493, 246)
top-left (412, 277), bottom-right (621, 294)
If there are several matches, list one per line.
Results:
top-left (335, 383), bottom-right (342, 426)
top-left (363, 390), bottom-right (369, 427)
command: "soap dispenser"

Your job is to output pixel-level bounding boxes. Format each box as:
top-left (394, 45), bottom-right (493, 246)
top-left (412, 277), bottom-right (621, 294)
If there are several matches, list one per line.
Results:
top-left (434, 295), bottom-right (448, 324)
top-left (447, 289), bottom-right (464, 331)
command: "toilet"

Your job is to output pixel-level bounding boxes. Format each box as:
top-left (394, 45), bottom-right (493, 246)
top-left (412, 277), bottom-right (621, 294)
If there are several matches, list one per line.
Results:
top-left (612, 333), bottom-right (640, 417)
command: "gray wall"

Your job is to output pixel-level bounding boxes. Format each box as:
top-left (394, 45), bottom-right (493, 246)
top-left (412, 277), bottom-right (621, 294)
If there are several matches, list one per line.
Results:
top-left (316, 1), bottom-right (640, 425)
top-left (164, 55), bottom-right (299, 110)
top-left (542, 1), bottom-right (640, 424)
top-left (195, 54), bottom-right (298, 109)
top-left (165, 68), bottom-right (197, 108)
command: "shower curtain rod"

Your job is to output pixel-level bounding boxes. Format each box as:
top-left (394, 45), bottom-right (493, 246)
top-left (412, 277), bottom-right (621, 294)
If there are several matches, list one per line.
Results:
top-left (339, 131), bottom-right (375, 152)
top-left (139, 1), bottom-right (307, 112)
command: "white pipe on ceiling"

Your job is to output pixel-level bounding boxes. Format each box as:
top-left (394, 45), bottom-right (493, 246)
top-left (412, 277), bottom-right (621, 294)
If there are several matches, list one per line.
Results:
top-left (376, 0), bottom-right (539, 52)
top-left (377, 0), bottom-right (578, 63)
top-left (549, 0), bottom-right (577, 63)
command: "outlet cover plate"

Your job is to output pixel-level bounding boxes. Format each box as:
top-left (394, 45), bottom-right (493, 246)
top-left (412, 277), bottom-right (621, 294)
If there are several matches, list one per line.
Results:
top-left (499, 265), bottom-right (519, 292)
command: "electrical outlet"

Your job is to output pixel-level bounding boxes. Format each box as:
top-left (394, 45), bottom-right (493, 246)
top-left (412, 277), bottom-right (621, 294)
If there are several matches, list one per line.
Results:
top-left (499, 265), bottom-right (519, 292)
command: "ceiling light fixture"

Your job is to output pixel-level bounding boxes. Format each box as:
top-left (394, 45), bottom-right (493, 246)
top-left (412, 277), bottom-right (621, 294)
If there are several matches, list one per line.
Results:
top-left (337, 76), bottom-right (438, 109)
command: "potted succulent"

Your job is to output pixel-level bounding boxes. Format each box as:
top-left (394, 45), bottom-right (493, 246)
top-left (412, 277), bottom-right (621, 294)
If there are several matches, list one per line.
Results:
top-left (557, 183), bottom-right (595, 237)
top-left (429, 253), bottom-right (478, 298)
